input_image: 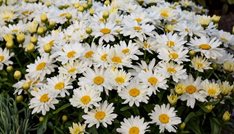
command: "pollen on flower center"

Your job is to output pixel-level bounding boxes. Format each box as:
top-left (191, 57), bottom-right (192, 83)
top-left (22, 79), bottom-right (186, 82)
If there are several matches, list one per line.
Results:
top-left (54, 82), bottom-right (65, 90)
top-left (167, 67), bottom-right (177, 74)
top-left (160, 10), bottom-right (169, 18)
top-left (84, 51), bottom-right (94, 58)
top-left (169, 52), bottom-right (179, 60)
top-left (95, 111), bottom-right (106, 120)
top-left (208, 88), bottom-right (217, 96)
top-left (111, 56), bottom-right (122, 63)
top-left (101, 54), bottom-right (108, 61)
top-left (129, 88), bottom-right (140, 97)
top-left (135, 18), bottom-right (142, 23)
top-left (185, 85), bottom-right (197, 94)
top-left (129, 126), bottom-right (140, 134)
top-left (67, 51), bottom-right (76, 58)
top-left (36, 62), bottom-right (46, 71)
top-left (148, 77), bottom-right (158, 86)
top-left (167, 41), bottom-right (175, 47)
top-left (68, 67), bottom-right (76, 74)
top-left (159, 114), bottom-right (170, 124)
top-left (93, 76), bottom-right (105, 85)
top-left (40, 93), bottom-right (49, 103)
top-left (134, 26), bottom-right (142, 31)
top-left (0, 55), bottom-right (5, 62)
top-left (199, 44), bottom-right (211, 50)
top-left (80, 95), bottom-right (91, 105)
top-left (100, 28), bottom-right (111, 34)
top-left (122, 48), bottom-right (130, 54)
top-left (196, 62), bottom-right (204, 69)
top-left (115, 77), bottom-right (125, 84)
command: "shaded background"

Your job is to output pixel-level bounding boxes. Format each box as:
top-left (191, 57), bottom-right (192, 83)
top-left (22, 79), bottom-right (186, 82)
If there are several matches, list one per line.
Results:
top-left (195, 0), bottom-right (234, 33)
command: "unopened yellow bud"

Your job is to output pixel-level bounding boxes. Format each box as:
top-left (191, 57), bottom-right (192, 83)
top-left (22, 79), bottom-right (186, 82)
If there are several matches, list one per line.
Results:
top-left (86, 27), bottom-right (92, 34)
top-left (102, 11), bottom-right (109, 19)
top-left (189, 50), bottom-right (196, 57)
top-left (83, 3), bottom-right (88, 9)
top-left (223, 111), bottom-right (231, 121)
top-left (175, 83), bottom-right (185, 95)
top-left (74, 3), bottom-right (80, 8)
top-left (6, 40), bottom-right (14, 49)
top-left (43, 43), bottom-right (52, 53)
top-left (223, 61), bottom-right (234, 72)
top-left (62, 115), bottom-right (68, 122)
top-left (16, 33), bottom-right (25, 43)
top-left (49, 21), bottom-right (56, 28)
top-left (78, 6), bottom-right (84, 12)
top-left (22, 82), bottom-right (30, 91)
top-left (89, 8), bottom-right (95, 15)
top-left (211, 15), bottom-right (221, 23)
top-left (6, 66), bottom-right (13, 72)
top-left (167, 94), bottom-right (178, 105)
top-left (205, 104), bottom-right (214, 113)
top-left (104, 0), bottom-right (110, 6)
top-left (232, 26), bottom-right (234, 34)
top-left (3, 34), bottom-right (14, 42)
top-left (165, 24), bottom-right (174, 32)
top-left (26, 43), bottom-right (35, 52)
top-left (14, 70), bottom-right (22, 80)
top-left (16, 95), bottom-right (24, 103)
top-left (137, 0), bottom-right (144, 5)
top-left (30, 36), bottom-right (38, 44)
top-left (37, 26), bottom-right (46, 35)
top-left (40, 13), bottom-right (48, 22)
top-left (180, 122), bottom-right (186, 130)
top-left (28, 21), bottom-right (38, 33)
top-left (39, 116), bottom-right (44, 122)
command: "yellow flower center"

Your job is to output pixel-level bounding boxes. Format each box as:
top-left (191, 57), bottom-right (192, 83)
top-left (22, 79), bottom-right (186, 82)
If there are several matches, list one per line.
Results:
top-left (95, 111), bottom-right (106, 120)
top-left (80, 95), bottom-right (91, 105)
top-left (93, 76), bottom-right (105, 85)
top-left (54, 82), bottom-right (65, 90)
top-left (0, 55), bottom-right (5, 62)
top-left (67, 51), bottom-right (76, 58)
top-left (129, 88), bottom-right (140, 97)
top-left (134, 26), bottom-right (142, 31)
top-left (208, 88), bottom-right (217, 97)
top-left (185, 85), bottom-right (197, 94)
top-left (101, 54), bottom-right (108, 61)
top-left (196, 62), bottom-right (204, 69)
top-left (148, 77), bottom-right (158, 86)
top-left (160, 10), bottom-right (169, 18)
top-left (135, 18), bottom-right (142, 23)
top-left (100, 28), bottom-right (111, 34)
top-left (84, 51), bottom-right (94, 58)
top-left (36, 62), bottom-right (46, 71)
top-left (115, 77), bottom-right (125, 84)
top-left (143, 41), bottom-right (150, 48)
top-left (111, 56), bottom-right (122, 64)
top-left (129, 126), bottom-right (140, 134)
top-left (40, 93), bottom-right (49, 103)
top-left (169, 52), bottom-right (179, 60)
top-left (199, 44), bottom-right (211, 50)
top-left (68, 67), bottom-right (76, 74)
top-left (159, 114), bottom-right (170, 124)
top-left (122, 48), bottom-right (130, 54)
top-left (167, 67), bottom-right (177, 74)
top-left (167, 41), bottom-right (175, 47)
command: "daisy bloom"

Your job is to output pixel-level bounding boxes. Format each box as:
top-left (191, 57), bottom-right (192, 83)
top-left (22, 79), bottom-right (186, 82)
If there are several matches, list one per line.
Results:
top-left (69, 122), bottom-right (86, 134)
top-left (191, 56), bottom-right (211, 72)
top-left (201, 80), bottom-right (221, 98)
top-left (116, 116), bottom-right (149, 134)
top-left (70, 86), bottom-right (102, 113)
top-left (0, 47), bottom-right (14, 70)
top-left (82, 101), bottom-right (117, 128)
top-left (29, 87), bottom-right (59, 115)
top-left (149, 104), bottom-right (181, 133)
top-left (46, 74), bottom-right (73, 97)
top-left (179, 75), bottom-right (207, 108)
top-left (188, 36), bottom-right (224, 59)
top-left (118, 80), bottom-right (149, 107)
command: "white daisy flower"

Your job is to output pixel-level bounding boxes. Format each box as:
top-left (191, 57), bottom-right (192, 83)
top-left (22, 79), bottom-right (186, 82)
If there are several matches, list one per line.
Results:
top-left (82, 101), bottom-right (117, 128)
top-left (156, 62), bottom-right (187, 82)
top-left (138, 69), bottom-right (168, 95)
top-left (118, 80), bottom-right (149, 107)
top-left (179, 75), bottom-right (207, 108)
top-left (116, 116), bottom-right (149, 134)
top-left (188, 36), bottom-right (224, 59)
top-left (93, 45), bottom-right (111, 68)
top-left (0, 47), bottom-right (14, 70)
top-left (132, 59), bottom-right (157, 75)
top-left (107, 48), bottom-right (132, 68)
top-left (46, 74), bottom-right (73, 97)
top-left (69, 122), bottom-right (86, 134)
top-left (149, 104), bottom-right (181, 133)
top-left (201, 80), bottom-right (221, 98)
top-left (214, 30), bottom-right (234, 47)
top-left (26, 54), bottom-right (57, 80)
top-left (135, 37), bottom-right (157, 53)
top-left (29, 87), bottom-right (59, 115)
top-left (191, 56), bottom-right (211, 72)
top-left (174, 21), bottom-right (205, 37)
top-left (78, 67), bottom-right (111, 92)
top-left (54, 43), bottom-right (85, 64)
top-left (69, 86), bottom-right (102, 113)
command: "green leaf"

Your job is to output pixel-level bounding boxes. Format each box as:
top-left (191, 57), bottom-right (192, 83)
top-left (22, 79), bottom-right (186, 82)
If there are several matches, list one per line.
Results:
top-left (120, 106), bottom-right (130, 111)
top-left (210, 118), bottom-right (221, 134)
top-left (227, 0), bottom-right (234, 4)
top-left (187, 118), bottom-right (202, 134)
top-left (37, 116), bottom-right (48, 134)
top-left (184, 112), bottom-right (196, 123)
top-left (53, 103), bottom-right (70, 114)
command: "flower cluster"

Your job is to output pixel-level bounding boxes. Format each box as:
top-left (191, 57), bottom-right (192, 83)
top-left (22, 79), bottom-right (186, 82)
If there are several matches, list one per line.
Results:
top-left (0, 0), bottom-right (233, 133)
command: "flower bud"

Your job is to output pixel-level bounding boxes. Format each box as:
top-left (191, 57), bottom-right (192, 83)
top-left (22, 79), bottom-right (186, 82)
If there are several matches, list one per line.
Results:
top-left (205, 104), bottom-right (214, 113)
top-left (37, 26), bottom-right (46, 35)
top-left (16, 33), bottom-right (25, 43)
top-left (78, 6), bottom-right (84, 12)
top-left (6, 66), bottom-right (13, 72)
top-left (86, 27), bottom-right (92, 34)
top-left (39, 116), bottom-right (44, 122)
top-left (175, 83), bottom-right (185, 95)
top-left (104, 0), bottom-right (110, 6)
top-left (167, 94), bottom-right (178, 105)
top-left (189, 50), bottom-right (196, 57)
top-left (179, 122), bottom-right (186, 130)
top-left (222, 111), bottom-right (231, 121)
top-left (16, 95), bottom-right (24, 103)
top-left (22, 82), bottom-right (30, 91)
top-left (28, 21), bottom-right (38, 33)
top-left (14, 70), bottom-right (22, 80)
top-left (40, 13), bottom-right (48, 22)
top-left (211, 15), bottom-right (221, 23)
top-left (3, 34), bottom-right (14, 42)
top-left (30, 36), bottom-right (38, 44)
top-left (62, 115), bottom-right (68, 122)
top-left (89, 8), bottom-right (95, 15)
top-left (102, 11), bottom-right (109, 19)
top-left (223, 61), bottom-right (234, 72)
top-left (6, 40), bottom-right (14, 49)
top-left (43, 43), bottom-right (52, 53)
top-left (49, 21), bottom-right (56, 29)
top-left (26, 43), bottom-right (35, 52)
